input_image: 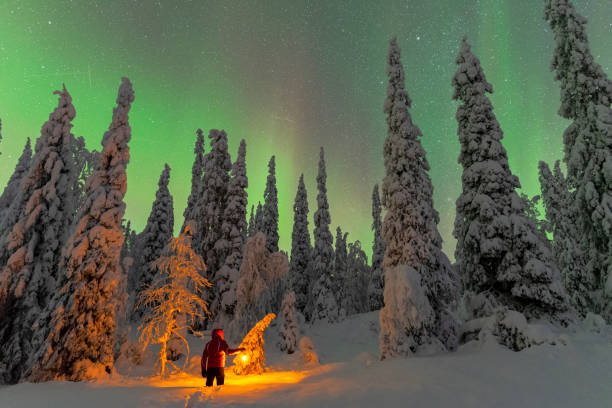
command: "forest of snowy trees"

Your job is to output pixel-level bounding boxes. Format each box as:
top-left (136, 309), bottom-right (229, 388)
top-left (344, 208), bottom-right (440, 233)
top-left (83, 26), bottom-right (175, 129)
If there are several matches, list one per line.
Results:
top-left (0, 0), bottom-right (610, 385)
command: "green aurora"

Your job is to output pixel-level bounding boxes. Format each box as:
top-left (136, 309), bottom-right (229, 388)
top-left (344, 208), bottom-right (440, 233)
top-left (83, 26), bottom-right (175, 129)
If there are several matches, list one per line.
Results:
top-left (0, 0), bottom-right (610, 258)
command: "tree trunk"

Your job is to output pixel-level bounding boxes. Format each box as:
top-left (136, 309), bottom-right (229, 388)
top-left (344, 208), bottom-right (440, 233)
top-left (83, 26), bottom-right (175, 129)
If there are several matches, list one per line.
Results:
top-left (159, 340), bottom-right (167, 377)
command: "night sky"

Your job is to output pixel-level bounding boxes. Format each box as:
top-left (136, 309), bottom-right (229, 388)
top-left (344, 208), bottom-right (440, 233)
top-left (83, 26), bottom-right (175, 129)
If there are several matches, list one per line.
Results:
top-left (0, 0), bottom-right (610, 258)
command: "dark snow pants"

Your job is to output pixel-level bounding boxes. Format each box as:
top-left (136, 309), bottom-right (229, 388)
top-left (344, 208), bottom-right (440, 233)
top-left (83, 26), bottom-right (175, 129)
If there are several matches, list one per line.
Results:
top-left (205, 367), bottom-right (225, 386)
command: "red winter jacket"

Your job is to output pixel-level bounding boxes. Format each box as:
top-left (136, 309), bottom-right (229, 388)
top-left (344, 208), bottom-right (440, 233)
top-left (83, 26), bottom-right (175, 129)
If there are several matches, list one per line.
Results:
top-left (201, 329), bottom-right (240, 369)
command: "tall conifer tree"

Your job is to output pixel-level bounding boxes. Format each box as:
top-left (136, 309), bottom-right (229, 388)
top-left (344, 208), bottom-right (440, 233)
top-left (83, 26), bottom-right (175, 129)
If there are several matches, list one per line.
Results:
top-left (214, 139), bottom-right (248, 322)
top-left (307, 147), bottom-right (337, 322)
top-left (254, 201), bottom-right (263, 234)
top-left (544, 0), bottom-right (612, 319)
top-left (333, 226), bottom-right (348, 312)
top-left (262, 156), bottom-right (279, 253)
top-left (247, 205), bottom-right (256, 238)
top-left (368, 184), bottom-right (385, 311)
top-left (182, 129), bottom-right (205, 233)
top-left (195, 129), bottom-right (232, 287)
top-left (379, 38), bottom-right (458, 359)
top-left (0, 86), bottom-right (79, 383)
top-left (289, 174), bottom-right (311, 314)
top-left (452, 38), bottom-right (568, 323)
top-left (131, 164), bottom-right (174, 317)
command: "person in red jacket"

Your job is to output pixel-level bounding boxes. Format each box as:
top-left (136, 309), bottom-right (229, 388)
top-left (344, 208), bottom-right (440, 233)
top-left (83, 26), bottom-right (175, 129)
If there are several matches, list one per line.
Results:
top-left (201, 328), bottom-right (245, 386)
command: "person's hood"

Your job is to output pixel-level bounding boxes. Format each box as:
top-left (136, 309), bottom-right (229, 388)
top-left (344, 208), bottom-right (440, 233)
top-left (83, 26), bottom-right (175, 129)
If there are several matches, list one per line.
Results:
top-left (212, 328), bottom-right (224, 341)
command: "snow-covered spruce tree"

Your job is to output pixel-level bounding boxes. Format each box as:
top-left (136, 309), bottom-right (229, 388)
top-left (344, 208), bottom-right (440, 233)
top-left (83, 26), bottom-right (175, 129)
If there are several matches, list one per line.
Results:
top-left (127, 229), bottom-right (142, 295)
top-left (544, 0), bottom-right (612, 320)
top-left (309, 268), bottom-right (339, 323)
top-left (182, 128), bottom-right (205, 233)
top-left (0, 138), bottom-right (32, 239)
top-left (255, 201), bottom-right (263, 234)
top-left (233, 313), bottom-right (276, 375)
top-left (194, 129), bottom-right (232, 308)
top-left (452, 38), bottom-right (569, 324)
top-left (136, 226), bottom-right (211, 377)
top-left (247, 205), bottom-right (256, 238)
top-left (0, 86), bottom-right (80, 384)
top-left (345, 240), bottom-right (371, 316)
top-left (380, 264), bottom-right (434, 359)
top-left (333, 226), bottom-right (348, 314)
top-left (254, 201), bottom-right (263, 234)
top-left (230, 232), bottom-right (288, 342)
top-left (539, 160), bottom-right (589, 314)
top-left (30, 78), bottom-right (135, 382)
top-left (262, 155), bottom-right (279, 253)
top-left (132, 163), bottom-right (174, 319)
top-left (278, 290), bottom-right (298, 354)
top-left (213, 139), bottom-right (248, 324)
top-left (379, 37), bottom-right (457, 358)
top-left (368, 184), bottom-right (385, 311)
top-left (289, 174), bottom-right (312, 314)
top-left (306, 147), bottom-right (337, 322)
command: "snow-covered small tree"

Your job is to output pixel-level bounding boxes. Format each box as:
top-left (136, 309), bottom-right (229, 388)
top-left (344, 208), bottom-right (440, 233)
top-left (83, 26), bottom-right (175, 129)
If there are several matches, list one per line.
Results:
top-left (306, 147), bottom-right (335, 321)
top-left (230, 233), bottom-right (288, 342)
top-left (0, 85), bottom-right (80, 384)
top-left (289, 174), bottom-right (312, 314)
top-left (380, 37), bottom-right (458, 355)
top-left (368, 184), bottom-right (385, 311)
top-left (380, 265), bottom-right (435, 359)
top-left (132, 164), bottom-right (174, 318)
top-left (452, 38), bottom-right (569, 325)
top-left (182, 129), bottom-right (205, 233)
top-left (278, 291), bottom-right (298, 354)
top-left (310, 271), bottom-right (339, 323)
top-left (213, 139), bottom-right (248, 324)
top-left (262, 156), bottom-right (279, 253)
top-left (136, 226), bottom-right (211, 377)
top-left (30, 78), bottom-right (135, 382)
top-left (232, 313), bottom-right (276, 375)
top-left (298, 337), bottom-right (319, 366)
top-left (544, 0), bottom-right (612, 320)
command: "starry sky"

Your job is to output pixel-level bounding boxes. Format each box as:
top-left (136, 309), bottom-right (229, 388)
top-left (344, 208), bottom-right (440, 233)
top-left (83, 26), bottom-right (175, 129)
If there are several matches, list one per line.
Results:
top-left (0, 0), bottom-right (610, 259)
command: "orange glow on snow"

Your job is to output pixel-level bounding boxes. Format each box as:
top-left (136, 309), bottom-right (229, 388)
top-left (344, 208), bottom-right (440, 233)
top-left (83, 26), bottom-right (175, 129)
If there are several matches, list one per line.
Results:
top-left (91, 365), bottom-right (336, 406)
top-left (147, 369), bottom-right (315, 391)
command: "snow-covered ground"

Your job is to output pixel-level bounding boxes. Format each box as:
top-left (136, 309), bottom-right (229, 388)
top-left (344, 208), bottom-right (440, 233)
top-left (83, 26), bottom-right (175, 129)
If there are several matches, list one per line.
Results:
top-left (1, 312), bottom-right (612, 408)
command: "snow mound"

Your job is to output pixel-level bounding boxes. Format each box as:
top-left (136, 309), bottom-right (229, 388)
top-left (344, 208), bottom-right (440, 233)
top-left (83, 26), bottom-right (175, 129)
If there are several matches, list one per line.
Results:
top-left (461, 308), bottom-right (567, 351)
top-left (582, 313), bottom-right (609, 334)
